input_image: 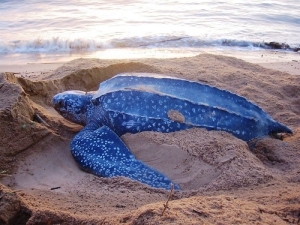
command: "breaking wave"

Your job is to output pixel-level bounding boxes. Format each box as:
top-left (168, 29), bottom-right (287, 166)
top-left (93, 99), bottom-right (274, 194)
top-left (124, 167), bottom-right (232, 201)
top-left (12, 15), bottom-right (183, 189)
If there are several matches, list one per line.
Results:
top-left (0, 36), bottom-right (299, 54)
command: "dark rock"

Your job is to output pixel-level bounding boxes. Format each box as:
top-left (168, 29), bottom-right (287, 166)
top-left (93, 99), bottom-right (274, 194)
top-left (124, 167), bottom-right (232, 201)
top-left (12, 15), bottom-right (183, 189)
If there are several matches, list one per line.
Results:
top-left (264, 42), bottom-right (290, 50)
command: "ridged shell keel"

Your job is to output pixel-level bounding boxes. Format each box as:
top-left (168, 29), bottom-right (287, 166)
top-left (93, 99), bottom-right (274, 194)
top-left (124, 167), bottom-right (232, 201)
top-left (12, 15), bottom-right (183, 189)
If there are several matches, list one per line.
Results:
top-left (97, 88), bottom-right (288, 141)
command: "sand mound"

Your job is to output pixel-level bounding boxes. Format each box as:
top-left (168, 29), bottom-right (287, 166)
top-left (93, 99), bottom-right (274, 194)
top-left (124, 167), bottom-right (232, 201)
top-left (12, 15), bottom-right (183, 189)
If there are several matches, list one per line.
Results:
top-left (1, 54), bottom-right (300, 224)
top-left (123, 129), bottom-right (272, 191)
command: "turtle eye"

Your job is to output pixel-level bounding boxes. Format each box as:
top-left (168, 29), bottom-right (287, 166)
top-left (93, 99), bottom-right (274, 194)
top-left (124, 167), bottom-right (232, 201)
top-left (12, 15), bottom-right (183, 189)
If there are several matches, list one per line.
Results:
top-left (57, 100), bottom-right (64, 108)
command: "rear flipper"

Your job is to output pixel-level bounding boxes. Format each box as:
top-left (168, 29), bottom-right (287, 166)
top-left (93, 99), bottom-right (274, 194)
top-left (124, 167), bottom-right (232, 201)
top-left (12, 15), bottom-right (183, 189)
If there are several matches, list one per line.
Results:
top-left (71, 124), bottom-right (180, 190)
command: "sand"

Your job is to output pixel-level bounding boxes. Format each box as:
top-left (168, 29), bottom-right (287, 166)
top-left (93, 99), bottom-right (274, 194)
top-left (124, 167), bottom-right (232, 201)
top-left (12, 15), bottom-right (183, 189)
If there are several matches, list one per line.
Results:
top-left (0, 54), bottom-right (300, 224)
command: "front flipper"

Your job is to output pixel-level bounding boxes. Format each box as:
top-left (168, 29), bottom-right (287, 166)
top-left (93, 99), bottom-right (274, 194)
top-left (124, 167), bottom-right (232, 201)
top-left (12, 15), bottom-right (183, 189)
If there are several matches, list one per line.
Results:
top-left (71, 124), bottom-right (180, 190)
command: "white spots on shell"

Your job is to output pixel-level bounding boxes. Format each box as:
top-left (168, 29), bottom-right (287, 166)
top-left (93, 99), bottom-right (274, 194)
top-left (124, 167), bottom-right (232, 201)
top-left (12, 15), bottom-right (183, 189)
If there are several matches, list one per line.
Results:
top-left (121, 120), bottom-right (135, 130)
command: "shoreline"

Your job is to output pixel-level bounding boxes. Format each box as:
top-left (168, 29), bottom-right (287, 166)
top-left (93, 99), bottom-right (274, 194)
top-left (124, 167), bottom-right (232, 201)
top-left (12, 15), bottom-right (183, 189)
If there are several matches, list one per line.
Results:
top-left (0, 49), bottom-right (299, 77)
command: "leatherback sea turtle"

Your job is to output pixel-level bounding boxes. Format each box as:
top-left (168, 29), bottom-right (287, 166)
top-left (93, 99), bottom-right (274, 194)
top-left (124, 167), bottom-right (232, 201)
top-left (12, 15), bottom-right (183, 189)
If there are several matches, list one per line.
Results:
top-left (52, 73), bottom-right (292, 190)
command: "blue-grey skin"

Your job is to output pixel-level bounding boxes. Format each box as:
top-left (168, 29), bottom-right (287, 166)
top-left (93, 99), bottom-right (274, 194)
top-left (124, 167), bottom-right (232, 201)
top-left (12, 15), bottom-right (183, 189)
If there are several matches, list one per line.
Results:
top-left (53, 73), bottom-right (292, 190)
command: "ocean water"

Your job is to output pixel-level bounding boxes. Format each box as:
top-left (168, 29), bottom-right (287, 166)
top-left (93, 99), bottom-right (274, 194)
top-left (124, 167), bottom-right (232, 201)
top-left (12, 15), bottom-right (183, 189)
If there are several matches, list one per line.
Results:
top-left (0, 0), bottom-right (299, 64)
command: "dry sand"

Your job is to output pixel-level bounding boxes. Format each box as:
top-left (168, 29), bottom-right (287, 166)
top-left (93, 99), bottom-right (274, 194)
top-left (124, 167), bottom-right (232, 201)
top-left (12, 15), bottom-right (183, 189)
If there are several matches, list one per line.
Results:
top-left (0, 54), bottom-right (300, 224)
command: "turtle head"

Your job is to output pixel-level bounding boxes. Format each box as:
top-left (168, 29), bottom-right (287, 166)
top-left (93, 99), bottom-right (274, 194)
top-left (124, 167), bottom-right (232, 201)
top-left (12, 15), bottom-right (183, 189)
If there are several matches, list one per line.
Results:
top-left (52, 91), bottom-right (95, 126)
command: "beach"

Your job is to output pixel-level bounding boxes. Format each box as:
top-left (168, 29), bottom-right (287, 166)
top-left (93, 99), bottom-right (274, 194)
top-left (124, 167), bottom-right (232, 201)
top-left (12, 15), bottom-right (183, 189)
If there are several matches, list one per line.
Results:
top-left (0, 53), bottom-right (300, 224)
top-left (1, 0), bottom-right (300, 223)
